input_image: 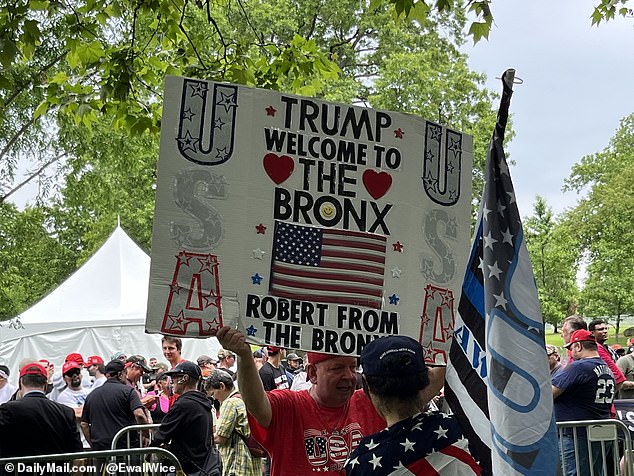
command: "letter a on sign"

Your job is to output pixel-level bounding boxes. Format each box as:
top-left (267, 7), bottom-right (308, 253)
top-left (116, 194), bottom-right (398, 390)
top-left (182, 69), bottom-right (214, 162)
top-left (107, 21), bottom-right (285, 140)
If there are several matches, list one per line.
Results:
top-left (419, 284), bottom-right (455, 365)
top-left (162, 251), bottom-right (224, 335)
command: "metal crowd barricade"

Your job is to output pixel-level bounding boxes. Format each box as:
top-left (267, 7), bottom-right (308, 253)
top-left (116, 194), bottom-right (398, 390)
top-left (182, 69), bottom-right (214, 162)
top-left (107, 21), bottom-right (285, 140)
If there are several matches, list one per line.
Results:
top-left (0, 447), bottom-right (182, 475)
top-left (111, 423), bottom-right (162, 450)
top-left (110, 423), bottom-right (162, 475)
top-left (557, 419), bottom-right (633, 476)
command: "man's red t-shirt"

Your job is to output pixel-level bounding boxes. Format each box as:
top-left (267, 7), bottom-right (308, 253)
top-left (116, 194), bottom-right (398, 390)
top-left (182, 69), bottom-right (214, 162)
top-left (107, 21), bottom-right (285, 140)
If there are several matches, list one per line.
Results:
top-left (249, 389), bottom-right (385, 476)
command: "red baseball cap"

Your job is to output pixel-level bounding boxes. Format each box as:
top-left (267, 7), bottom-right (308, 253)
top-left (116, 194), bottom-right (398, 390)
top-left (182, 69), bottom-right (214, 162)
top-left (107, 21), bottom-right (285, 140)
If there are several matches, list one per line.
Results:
top-left (62, 361), bottom-right (81, 376)
top-left (564, 329), bottom-right (596, 348)
top-left (267, 346), bottom-right (282, 354)
top-left (306, 352), bottom-right (338, 365)
top-left (20, 362), bottom-right (48, 378)
top-left (65, 353), bottom-right (85, 366)
top-left (86, 355), bottom-right (104, 366)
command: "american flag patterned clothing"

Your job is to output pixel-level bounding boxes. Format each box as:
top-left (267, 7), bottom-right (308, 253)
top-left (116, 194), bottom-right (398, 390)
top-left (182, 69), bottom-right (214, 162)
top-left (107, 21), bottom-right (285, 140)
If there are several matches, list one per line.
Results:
top-left (247, 389), bottom-right (385, 475)
top-left (345, 412), bottom-right (481, 476)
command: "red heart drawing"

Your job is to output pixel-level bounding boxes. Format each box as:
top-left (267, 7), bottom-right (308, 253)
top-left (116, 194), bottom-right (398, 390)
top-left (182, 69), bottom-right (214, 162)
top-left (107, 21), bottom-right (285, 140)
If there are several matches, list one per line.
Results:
top-left (362, 169), bottom-right (392, 200)
top-left (263, 153), bottom-right (294, 184)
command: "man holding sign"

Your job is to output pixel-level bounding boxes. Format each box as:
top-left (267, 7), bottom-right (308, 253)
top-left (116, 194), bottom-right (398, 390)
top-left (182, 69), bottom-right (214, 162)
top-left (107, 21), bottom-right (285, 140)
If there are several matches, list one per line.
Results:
top-left (217, 326), bottom-right (443, 475)
top-left (148, 76), bottom-right (469, 473)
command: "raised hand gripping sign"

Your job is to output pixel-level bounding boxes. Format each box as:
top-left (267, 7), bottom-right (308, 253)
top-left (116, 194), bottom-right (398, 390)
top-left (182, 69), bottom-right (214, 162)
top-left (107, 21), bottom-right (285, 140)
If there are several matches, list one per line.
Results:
top-left (147, 76), bottom-right (473, 361)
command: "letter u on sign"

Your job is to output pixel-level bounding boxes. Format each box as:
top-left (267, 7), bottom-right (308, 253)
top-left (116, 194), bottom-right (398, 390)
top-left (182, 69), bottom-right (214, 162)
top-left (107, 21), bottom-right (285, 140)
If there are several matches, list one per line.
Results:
top-left (422, 122), bottom-right (462, 206)
top-left (176, 79), bottom-right (238, 165)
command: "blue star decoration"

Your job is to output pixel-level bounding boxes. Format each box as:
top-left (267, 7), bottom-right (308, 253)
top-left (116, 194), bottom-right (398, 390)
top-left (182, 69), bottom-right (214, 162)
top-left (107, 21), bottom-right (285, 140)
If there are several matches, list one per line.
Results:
top-left (389, 293), bottom-right (400, 305)
top-left (251, 273), bottom-right (263, 285)
top-left (246, 325), bottom-right (257, 336)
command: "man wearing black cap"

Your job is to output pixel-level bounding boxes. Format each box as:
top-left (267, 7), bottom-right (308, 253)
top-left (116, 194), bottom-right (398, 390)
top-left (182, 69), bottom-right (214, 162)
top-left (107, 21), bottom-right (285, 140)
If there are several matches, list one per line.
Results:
top-left (80, 359), bottom-right (149, 450)
top-left (0, 362), bottom-right (82, 463)
top-left (345, 335), bottom-right (480, 475)
top-left (152, 361), bottom-right (216, 475)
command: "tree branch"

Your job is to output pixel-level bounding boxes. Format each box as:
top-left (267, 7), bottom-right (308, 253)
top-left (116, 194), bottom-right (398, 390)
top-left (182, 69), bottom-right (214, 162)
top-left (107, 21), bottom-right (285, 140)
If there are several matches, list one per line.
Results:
top-left (4, 51), bottom-right (67, 110)
top-left (178, 0), bottom-right (208, 69)
top-left (1, 152), bottom-right (66, 203)
top-left (0, 115), bottom-right (41, 166)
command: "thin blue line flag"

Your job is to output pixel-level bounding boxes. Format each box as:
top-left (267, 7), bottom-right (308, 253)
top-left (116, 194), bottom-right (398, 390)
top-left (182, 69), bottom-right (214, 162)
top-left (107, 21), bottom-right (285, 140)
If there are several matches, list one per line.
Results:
top-left (444, 69), bottom-right (559, 475)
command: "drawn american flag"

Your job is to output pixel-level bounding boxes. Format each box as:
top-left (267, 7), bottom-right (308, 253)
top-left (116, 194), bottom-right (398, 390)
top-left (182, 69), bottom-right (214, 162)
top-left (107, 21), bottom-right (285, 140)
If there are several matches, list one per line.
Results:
top-left (269, 221), bottom-right (386, 309)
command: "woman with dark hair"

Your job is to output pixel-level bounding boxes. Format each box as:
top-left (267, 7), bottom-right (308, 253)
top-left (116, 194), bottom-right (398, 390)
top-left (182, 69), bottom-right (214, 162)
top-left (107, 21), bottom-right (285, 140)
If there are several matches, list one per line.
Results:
top-left (146, 371), bottom-right (172, 423)
top-left (206, 369), bottom-right (262, 476)
top-left (345, 336), bottom-right (481, 475)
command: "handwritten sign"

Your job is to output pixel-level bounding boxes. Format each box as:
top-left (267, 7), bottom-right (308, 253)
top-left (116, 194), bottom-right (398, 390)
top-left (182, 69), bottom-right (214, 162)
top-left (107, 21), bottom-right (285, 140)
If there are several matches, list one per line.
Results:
top-left (146, 76), bottom-right (473, 361)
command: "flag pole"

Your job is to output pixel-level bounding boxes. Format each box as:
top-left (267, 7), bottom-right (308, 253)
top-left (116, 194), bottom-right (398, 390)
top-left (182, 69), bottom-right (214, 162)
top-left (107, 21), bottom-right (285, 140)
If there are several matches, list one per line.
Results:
top-left (496, 68), bottom-right (515, 144)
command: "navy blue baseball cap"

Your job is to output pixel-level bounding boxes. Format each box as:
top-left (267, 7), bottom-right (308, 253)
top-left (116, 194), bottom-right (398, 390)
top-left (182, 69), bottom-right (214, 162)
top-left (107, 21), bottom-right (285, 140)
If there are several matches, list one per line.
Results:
top-left (163, 360), bottom-right (202, 379)
top-left (361, 335), bottom-right (426, 376)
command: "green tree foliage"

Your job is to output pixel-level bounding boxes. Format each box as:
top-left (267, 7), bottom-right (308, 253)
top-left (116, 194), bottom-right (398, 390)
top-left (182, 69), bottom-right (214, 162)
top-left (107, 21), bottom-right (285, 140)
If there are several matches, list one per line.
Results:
top-left (0, 0), bottom-right (502, 319)
top-left (590, 0), bottom-right (634, 25)
top-left (0, 0), bottom-right (342, 185)
top-left (565, 114), bottom-right (634, 336)
top-left (48, 118), bottom-right (159, 256)
top-left (524, 196), bottom-right (579, 332)
top-left (0, 202), bottom-right (76, 319)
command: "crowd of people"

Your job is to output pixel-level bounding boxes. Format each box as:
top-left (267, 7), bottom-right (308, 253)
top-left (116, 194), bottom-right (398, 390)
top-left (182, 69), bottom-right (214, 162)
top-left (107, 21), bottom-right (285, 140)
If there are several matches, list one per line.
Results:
top-left (2, 317), bottom-right (633, 475)
top-left (0, 331), bottom-right (482, 475)
top-left (552, 317), bottom-right (634, 476)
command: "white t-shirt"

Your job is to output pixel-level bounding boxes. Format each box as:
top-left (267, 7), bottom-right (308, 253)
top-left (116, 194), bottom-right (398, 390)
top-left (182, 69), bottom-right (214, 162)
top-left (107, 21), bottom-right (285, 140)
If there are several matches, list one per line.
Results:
top-left (0, 383), bottom-right (17, 404)
top-left (49, 369), bottom-right (92, 401)
top-left (57, 386), bottom-right (91, 448)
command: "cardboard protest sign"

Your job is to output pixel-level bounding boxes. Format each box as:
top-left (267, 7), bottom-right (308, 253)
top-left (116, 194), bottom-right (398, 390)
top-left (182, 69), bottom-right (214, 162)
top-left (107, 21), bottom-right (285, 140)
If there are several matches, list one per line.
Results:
top-left (146, 76), bottom-right (473, 362)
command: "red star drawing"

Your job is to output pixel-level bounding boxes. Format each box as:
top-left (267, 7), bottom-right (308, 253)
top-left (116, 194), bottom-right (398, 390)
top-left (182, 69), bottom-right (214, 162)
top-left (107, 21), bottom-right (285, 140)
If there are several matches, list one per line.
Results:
top-left (443, 324), bottom-right (455, 341)
top-left (441, 291), bottom-right (454, 308)
top-left (198, 255), bottom-right (217, 273)
top-left (394, 128), bottom-right (404, 139)
top-left (424, 284), bottom-right (435, 299)
top-left (176, 251), bottom-right (191, 266)
top-left (392, 241), bottom-right (404, 252)
top-left (422, 341), bottom-right (434, 361)
top-left (203, 293), bottom-right (221, 309)
top-left (421, 313), bottom-right (431, 326)
top-left (256, 223), bottom-right (267, 234)
top-left (265, 105), bottom-right (277, 116)
top-left (166, 310), bottom-right (186, 331)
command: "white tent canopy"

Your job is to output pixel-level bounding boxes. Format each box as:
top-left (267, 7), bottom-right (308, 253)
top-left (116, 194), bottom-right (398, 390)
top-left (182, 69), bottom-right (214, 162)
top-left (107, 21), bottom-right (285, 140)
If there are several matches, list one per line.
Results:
top-left (0, 226), bottom-right (220, 382)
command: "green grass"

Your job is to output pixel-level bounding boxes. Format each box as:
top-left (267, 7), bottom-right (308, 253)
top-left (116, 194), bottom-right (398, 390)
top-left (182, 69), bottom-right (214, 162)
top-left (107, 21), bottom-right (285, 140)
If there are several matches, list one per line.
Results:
top-left (544, 326), bottom-right (632, 348)
top-left (545, 332), bottom-right (564, 347)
